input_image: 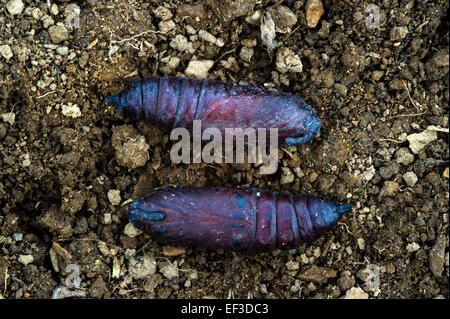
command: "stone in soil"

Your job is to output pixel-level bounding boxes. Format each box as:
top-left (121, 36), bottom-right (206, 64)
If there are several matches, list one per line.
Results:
top-left (403, 171), bottom-right (418, 187)
top-left (6, 0), bottom-right (24, 15)
top-left (379, 163), bottom-right (399, 180)
top-left (48, 25), bottom-right (69, 44)
top-left (0, 45), bottom-right (13, 60)
top-left (429, 235), bottom-right (446, 278)
top-left (379, 181), bottom-right (399, 197)
top-left (407, 127), bottom-right (438, 154)
top-left (206, 0), bottom-right (257, 22)
top-left (154, 6), bottom-right (173, 21)
top-left (18, 254), bottom-right (34, 266)
top-left (124, 223), bottom-right (143, 238)
top-left (107, 189), bottom-right (121, 206)
top-left (342, 287), bottom-right (369, 299)
top-left (170, 35), bottom-right (189, 52)
top-left (338, 271), bottom-right (355, 291)
top-left (159, 263), bottom-right (179, 280)
top-left (111, 125), bottom-right (150, 169)
top-left (395, 148), bottom-right (415, 166)
top-left (276, 48), bottom-right (303, 73)
top-left (266, 5), bottom-right (297, 33)
top-left (162, 246), bottom-right (186, 257)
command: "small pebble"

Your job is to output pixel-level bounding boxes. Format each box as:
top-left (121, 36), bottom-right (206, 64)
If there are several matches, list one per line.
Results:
top-left (1, 113), bottom-right (15, 125)
top-left (290, 280), bottom-right (302, 293)
top-left (299, 265), bottom-right (337, 283)
top-left (49, 248), bottom-right (59, 272)
top-left (357, 238), bottom-right (365, 250)
top-left (266, 5), bottom-right (297, 33)
top-left (429, 235), bottom-right (446, 278)
top-left (48, 25), bottom-right (69, 44)
top-left (300, 254), bottom-right (309, 264)
top-left (403, 171), bottom-right (418, 187)
top-left (407, 127), bottom-right (438, 154)
top-left (379, 162), bottom-right (399, 180)
top-left (241, 38), bottom-right (257, 48)
top-left (334, 83), bottom-right (347, 97)
top-left (342, 287), bottom-right (369, 299)
top-left (169, 35), bottom-right (189, 52)
top-left (309, 172), bottom-right (318, 182)
top-left (185, 25), bottom-right (197, 35)
top-left (124, 223), bottom-right (143, 238)
top-left (432, 51), bottom-right (449, 67)
top-left (31, 7), bottom-right (43, 20)
top-left (406, 242), bottom-right (420, 253)
top-left (345, 246), bottom-right (353, 255)
top-left (239, 47), bottom-right (254, 63)
top-left (50, 4), bottom-right (59, 16)
top-left (198, 30), bottom-right (217, 45)
top-left (276, 47), bottom-right (303, 73)
top-left (371, 70), bottom-right (385, 81)
top-left (260, 11), bottom-right (277, 49)
top-left (160, 263), bottom-right (179, 280)
top-left (313, 247), bottom-right (321, 258)
top-left (128, 255), bottom-right (157, 280)
top-left (244, 8), bottom-right (261, 24)
top-left (20, 154), bottom-right (31, 167)
top-left (42, 15), bottom-right (55, 28)
top-left (395, 148), bottom-right (415, 166)
top-left (280, 167), bottom-right (294, 184)
top-left (162, 246), bottom-right (186, 257)
top-left (61, 104), bottom-right (81, 118)
top-left (18, 254), bottom-right (34, 266)
top-left (166, 56), bottom-right (180, 70)
top-left (338, 271), bottom-right (355, 291)
top-left (185, 59), bottom-right (214, 79)
top-left (103, 213), bottom-right (112, 225)
top-left (390, 26), bottom-right (408, 41)
top-left (260, 284), bottom-right (268, 295)
top-left (12, 233), bottom-right (23, 241)
top-left (56, 46), bottom-right (69, 56)
top-left (0, 45), bottom-right (13, 60)
top-left (159, 20), bottom-right (176, 33)
top-left (379, 181), bottom-right (399, 197)
top-left (154, 6), bottom-right (173, 21)
top-left (286, 260), bottom-right (300, 271)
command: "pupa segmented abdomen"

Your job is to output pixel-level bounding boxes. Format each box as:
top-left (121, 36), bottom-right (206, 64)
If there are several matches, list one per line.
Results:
top-left (105, 77), bottom-right (321, 146)
top-left (128, 186), bottom-right (351, 253)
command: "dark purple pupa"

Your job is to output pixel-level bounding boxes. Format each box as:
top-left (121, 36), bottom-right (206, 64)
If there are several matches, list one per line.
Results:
top-left (128, 186), bottom-right (351, 253)
top-left (105, 77), bottom-right (320, 146)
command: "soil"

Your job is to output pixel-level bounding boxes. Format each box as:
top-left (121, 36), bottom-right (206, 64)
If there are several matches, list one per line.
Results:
top-left (0, 0), bottom-right (448, 299)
